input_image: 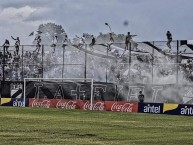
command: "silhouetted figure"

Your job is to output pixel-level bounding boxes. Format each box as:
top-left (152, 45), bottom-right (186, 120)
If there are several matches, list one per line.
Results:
top-left (62, 35), bottom-right (68, 50)
top-left (107, 33), bottom-right (114, 51)
top-left (7, 52), bottom-right (12, 67)
top-left (34, 36), bottom-right (41, 53)
top-left (51, 35), bottom-right (58, 53)
top-left (138, 91), bottom-right (145, 103)
top-left (89, 35), bottom-right (96, 51)
top-left (2, 39), bottom-right (10, 54)
top-left (166, 31), bottom-right (172, 49)
top-left (114, 85), bottom-right (120, 101)
top-left (11, 36), bottom-right (20, 55)
top-left (0, 52), bottom-right (3, 65)
top-left (76, 34), bottom-right (85, 48)
top-left (125, 32), bottom-right (137, 51)
top-left (99, 88), bottom-right (105, 101)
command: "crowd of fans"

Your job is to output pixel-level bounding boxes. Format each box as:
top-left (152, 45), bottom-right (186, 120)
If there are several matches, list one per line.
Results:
top-left (0, 31), bottom-right (192, 84)
top-left (0, 49), bottom-right (42, 81)
top-left (1, 45), bottom-right (193, 84)
top-left (114, 53), bottom-right (193, 84)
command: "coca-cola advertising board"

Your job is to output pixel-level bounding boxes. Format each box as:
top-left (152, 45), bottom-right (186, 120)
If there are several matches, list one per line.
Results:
top-left (29, 99), bottom-right (78, 109)
top-left (105, 101), bottom-right (138, 112)
top-left (29, 99), bottom-right (138, 113)
top-left (77, 100), bottom-right (105, 111)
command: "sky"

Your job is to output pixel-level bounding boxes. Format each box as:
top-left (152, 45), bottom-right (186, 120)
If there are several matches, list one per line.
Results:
top-left (0, 0), bottom-right (193, 45)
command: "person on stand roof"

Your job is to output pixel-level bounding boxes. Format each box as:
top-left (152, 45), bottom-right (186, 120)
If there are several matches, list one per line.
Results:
top-left (166, 31), bottom-right (172, 50)
top-left (11, 36), bottom-right (20, 55)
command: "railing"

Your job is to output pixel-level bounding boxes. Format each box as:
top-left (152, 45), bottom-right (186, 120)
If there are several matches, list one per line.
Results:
top-left (0, 40), bottom-right (192, 84)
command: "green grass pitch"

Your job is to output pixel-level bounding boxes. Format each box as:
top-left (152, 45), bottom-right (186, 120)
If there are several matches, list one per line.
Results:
top-left (0, 107), bottom-right (193, 145)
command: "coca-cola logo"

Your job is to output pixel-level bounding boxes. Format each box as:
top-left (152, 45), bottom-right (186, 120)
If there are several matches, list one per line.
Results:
top-left (111, 103), bottom-right (133, 112)
top-left (56, 100), bottom-right (76, 109)
top-left (32, 100), bottom-right (50, 108)
top-left (83, 101), bottom-right (105, 111)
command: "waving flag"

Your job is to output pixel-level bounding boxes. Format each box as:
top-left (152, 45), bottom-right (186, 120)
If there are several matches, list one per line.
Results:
top-left (29, 32), bottom-right (34, 36)
top-left (180, 40), bottom-right (193, 51)
top-left (180, 40), bottom-right (193, 45)
top-left (36, 31), bottom-right (42, 34)
top-left (29, 31), bottom-right (42, 37)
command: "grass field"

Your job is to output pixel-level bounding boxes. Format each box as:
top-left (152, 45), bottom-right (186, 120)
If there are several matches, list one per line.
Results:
top-left (0, 107), bottom-right (193, 145)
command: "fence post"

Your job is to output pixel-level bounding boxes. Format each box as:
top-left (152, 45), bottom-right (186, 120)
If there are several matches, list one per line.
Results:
top-left (84, 44), bottom-right (87, 81)
top-left (42, 45), bottom-right (44, 78)
top-left (62, 45), bottom-right (65, 79)
top-left (176, 40), bottom-right (179, 85)
top-left (129, 42), bottom-right (131, 82)
top-left (106, 47), bottom-right (108, 83)
top-left (3, 46), bottom-right (5, 82)
top-left (22, 45), bottom-right (24, 80)
top-left (152, 41), bottom-right (154, 84)
top-left (2, 46), bottom-right (5, 96)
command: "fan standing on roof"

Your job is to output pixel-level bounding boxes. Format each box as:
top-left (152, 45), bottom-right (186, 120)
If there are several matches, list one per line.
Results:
top-left (11, 36), bottom-right (20, 55)
top-left (125, 32), bottom-right (137, 51)
top-left (166, 31), bottom-right (172, 50)
top-left (34, 36), bottom-right (41, 53)
top-left (2, 39), bottom-right (10, 54)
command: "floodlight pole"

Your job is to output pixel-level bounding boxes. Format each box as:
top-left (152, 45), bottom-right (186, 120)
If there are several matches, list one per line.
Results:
top-left (104, 22), bottom-right (112, 83)
top-left (105, 23), bottom-right (112, 33)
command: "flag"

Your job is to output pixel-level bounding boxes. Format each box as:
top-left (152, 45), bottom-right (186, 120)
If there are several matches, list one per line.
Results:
top-left (180, 40), bottom-right (193, 46)
top-left (180, 40), bottom-right (193, 51)
top-left (29, 32), bottom-right (34, 36)
top-left (36, 31), bottom-right (42, 34)
top-left (187, 40), bottom-right (193, 45)
top-left (29, 31), bottom-right (42, 37)
top-left (180, 40), bottom-right (187, 45)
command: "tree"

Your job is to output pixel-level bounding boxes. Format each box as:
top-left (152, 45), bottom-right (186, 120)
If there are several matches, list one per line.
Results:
top-left (34, 22), bottom-right (66, 45)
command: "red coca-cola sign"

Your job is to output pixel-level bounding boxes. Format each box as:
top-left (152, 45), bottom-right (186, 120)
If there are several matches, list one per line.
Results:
top-left (29, 99), bottom-right (138, 113)
top-left (56, 100), bottom-right (77, 109)
top-left (29, 99), bottom-right (78, 109)
top-left (105, 101), bottom-right (138, 112)
top-left (30, 99), bottom-right (51, 108)
top-left (111, 103), bottom-right (133, 112)
top-left (79, 101), bottom-right (105, 111)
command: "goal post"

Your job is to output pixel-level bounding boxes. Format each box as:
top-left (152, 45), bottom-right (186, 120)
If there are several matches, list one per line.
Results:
top-left (23, 78), bottom-right (94, 110)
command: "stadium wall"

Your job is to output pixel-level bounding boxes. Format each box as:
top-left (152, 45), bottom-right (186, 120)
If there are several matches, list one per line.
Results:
top-left (1, 81), bottom-right (193, 104)
top-left (1, 98), bottom-right (193, 116)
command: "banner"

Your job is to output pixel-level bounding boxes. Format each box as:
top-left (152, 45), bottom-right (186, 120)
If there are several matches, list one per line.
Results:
top-left (2, 80), bottom-right (193, 104)
top-left (29, 99), bottom-right (138, 112)
top-left (24, 81), bottom-right (193, 104)
top-left (138, 103), bottom-right (163, 114)
top-left (26, 81), bottom-right (122, 101)
top-left (163, 103), bottom-right (193, 116)
top-left (29, 99), bottom-right (106, 111)
top-left (77, 100), bottom-right (105, 111)
top-left (1, 98), bottom-right (29, 107)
